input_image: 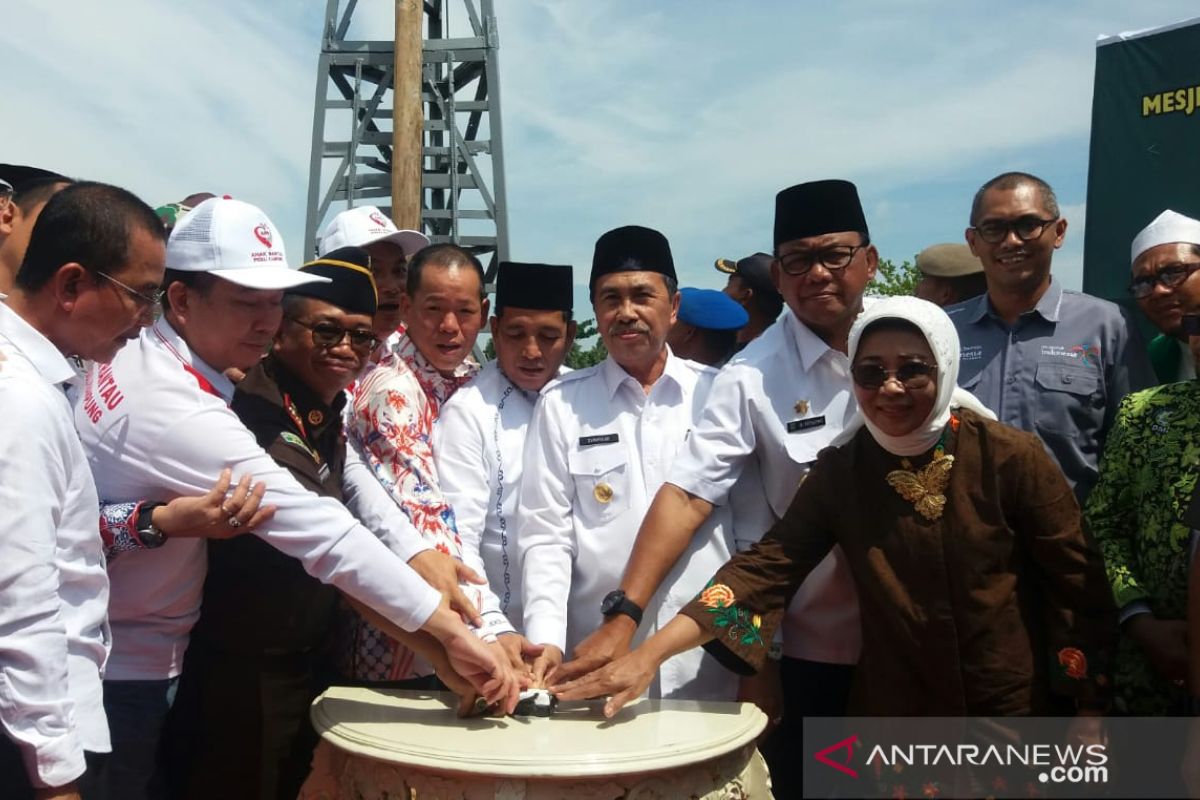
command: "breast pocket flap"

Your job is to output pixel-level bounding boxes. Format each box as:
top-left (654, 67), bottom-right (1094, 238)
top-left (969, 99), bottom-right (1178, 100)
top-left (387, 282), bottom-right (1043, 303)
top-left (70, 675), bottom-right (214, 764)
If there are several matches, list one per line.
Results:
top-left (567, 445), bottom-right (627, 477)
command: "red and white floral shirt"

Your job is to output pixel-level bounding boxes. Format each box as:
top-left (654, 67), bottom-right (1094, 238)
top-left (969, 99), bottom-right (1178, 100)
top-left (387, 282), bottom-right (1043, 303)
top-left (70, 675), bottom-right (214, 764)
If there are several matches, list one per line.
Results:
top-left (341, 335), bottom-right (512, 681)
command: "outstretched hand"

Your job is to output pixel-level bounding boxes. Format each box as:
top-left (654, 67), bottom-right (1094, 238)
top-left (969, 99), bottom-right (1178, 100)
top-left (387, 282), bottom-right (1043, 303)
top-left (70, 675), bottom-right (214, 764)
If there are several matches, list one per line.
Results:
top-left (408, 549), bottom-right (487, 628)
top-left (553, 616), bottom-right (637, 685)
top-left (550, 647), bottom-right (658, 718)
top-left (154, 469), bottom-right (276, 538)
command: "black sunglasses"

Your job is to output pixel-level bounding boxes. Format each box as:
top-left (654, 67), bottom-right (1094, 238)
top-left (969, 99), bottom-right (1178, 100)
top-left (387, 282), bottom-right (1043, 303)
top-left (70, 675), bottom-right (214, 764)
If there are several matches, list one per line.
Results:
top-left (285, 317), bottom-right (379, 351)
top-left (851, 361), bottom-right (937, 390)
top-left (971, 216), bottom-right (1058, 245)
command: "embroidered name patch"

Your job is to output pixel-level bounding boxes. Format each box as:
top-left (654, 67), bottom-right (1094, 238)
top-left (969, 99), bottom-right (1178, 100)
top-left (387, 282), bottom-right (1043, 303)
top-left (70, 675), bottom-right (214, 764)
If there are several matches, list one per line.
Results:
top-left (786, 416), bottom-right (826, 434)
top-left (579, 433), bottom-right (619, 447)
top-left (960, 345), bottom-right (983, 362)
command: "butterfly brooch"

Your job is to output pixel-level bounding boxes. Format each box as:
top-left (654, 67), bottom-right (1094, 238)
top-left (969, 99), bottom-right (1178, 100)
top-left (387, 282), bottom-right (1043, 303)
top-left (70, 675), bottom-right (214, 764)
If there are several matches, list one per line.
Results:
top-left (885, 452), bottom-right (954, 521)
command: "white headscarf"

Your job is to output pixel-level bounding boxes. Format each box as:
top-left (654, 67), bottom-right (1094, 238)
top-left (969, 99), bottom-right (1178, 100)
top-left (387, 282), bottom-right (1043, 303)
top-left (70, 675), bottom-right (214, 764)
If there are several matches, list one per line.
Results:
top-left (833, 296), bottom-right (996, 456)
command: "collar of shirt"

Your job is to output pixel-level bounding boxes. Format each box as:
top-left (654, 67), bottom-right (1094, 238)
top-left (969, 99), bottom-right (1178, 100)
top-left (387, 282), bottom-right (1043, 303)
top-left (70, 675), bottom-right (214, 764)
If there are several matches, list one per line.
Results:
top-left (493, 360), bottom-right (568, 403)
top-left (392, 332), bottom-right (479, 406)
top-left (239, 354), bottom-right (346, 442)
top-left (151, 316), bottom-right (236, 403)
top-left (783, 311), bottom-right (844, 373)
top-left (598, 345), bottom-right (690, 400)
top-left (964, 277), bottom-right (1063, 325)
top-left (0, 300), bottom-right (76, 387)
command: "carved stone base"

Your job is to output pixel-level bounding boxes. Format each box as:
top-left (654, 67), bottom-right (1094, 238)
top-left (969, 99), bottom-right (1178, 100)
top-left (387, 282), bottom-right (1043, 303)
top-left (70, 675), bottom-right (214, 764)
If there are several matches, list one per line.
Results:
top-left (300, 739), bottom-right (772, 799)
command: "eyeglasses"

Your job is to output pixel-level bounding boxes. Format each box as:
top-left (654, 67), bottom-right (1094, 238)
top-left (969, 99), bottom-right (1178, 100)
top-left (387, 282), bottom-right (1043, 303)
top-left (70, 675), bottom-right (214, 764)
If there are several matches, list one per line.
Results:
top-left (1181, 314), bottom-right (1200, 337)
top-left (777, 245), bottom-right (863, 276)
top-left (970, 216), bottom-right (1059, 244)
top-left (285, 317), bottom-right (379, 351)
top-left (1128, 262), bottom-right (1200, 299)
top-left (851, 361), bottom-right (937, 390)
top-left (97, 271), bottom-right (165, 311)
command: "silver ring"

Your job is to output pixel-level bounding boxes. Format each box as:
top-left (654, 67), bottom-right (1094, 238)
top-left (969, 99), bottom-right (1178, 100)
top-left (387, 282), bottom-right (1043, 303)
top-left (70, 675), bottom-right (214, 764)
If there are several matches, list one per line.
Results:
top-left (228, 517), bottom-right (242, 529)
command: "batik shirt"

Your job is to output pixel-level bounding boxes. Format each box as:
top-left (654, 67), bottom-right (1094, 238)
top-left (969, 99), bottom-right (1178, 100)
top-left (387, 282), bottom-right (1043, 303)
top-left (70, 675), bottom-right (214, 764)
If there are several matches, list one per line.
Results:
top-left (343, 335), bottom-right (512, 680)
top-left (1084, 380), bottom-right (1200, 714)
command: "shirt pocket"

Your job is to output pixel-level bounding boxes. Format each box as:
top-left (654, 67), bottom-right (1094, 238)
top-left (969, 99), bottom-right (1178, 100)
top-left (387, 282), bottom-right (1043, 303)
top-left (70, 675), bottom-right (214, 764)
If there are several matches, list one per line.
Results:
top-left (1033, 361), bottom-right (1102, 435)
top-left (568, 445), bottom-right (631, 525)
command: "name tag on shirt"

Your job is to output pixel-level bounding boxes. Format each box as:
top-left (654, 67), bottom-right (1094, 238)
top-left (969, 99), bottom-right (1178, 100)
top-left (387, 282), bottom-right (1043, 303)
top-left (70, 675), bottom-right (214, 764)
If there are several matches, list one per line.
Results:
top-left (579, 433), bottom-right (619, 447)
top-left (786, 416), bottom-right (826, 434)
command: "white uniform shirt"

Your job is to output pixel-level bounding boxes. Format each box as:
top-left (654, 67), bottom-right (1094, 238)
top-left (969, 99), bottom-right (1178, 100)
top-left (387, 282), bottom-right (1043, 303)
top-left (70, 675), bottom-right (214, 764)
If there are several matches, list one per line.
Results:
top-left (518, 351), bottom-right (737, 700)
top-left (669, 312), bottom-right (862, 664)
top-left (0, 302), bottom-right (111, 787)
top-left (434, 361), bottom-right (568, 628)
top-left (73, 317), bottom-right (441, 681)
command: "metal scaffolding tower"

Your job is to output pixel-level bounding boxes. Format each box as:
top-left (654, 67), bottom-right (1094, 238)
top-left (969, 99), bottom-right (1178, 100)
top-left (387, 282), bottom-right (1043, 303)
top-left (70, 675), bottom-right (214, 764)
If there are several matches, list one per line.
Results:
top-left (304, 0), bottom-right (509, 274)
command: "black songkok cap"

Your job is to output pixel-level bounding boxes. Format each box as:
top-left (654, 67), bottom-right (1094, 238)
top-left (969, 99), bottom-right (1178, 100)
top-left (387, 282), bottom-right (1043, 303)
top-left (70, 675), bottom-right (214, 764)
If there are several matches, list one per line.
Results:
top-left (774, 179), bottom-right (869, 249)
top-left (496, 261), bottom-right (574, 313)
top-left (589, 225), bottom-right (676, 295)
top-left (287, 246), bottom-right (378, 316)
top-left (0, 164), bottom-right (67, 194)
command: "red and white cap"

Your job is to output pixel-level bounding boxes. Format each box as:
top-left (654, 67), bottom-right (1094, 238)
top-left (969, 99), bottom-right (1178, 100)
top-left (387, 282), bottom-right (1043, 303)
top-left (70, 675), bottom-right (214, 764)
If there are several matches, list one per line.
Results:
top-left (167, 198), bottom-right (330, 290)
top-left (318, 205), bottom-right (429, 257)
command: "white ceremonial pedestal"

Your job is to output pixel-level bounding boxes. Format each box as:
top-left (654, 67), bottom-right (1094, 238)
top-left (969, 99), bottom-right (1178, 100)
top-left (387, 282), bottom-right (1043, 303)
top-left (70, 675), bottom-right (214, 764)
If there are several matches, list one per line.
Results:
top-left (299, 687), bottom-right (773, 799)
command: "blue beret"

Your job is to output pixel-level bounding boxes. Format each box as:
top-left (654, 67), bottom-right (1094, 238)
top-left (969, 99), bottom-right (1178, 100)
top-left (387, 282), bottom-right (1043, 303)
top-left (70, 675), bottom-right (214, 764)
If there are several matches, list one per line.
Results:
top-left (677, 287), bottom-right (749, 331)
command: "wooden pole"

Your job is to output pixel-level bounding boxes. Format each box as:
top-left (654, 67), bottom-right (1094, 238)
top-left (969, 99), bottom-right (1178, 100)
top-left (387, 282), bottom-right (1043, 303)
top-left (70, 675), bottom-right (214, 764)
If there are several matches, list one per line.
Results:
top-left (392, 0), bottom-right (423, 230)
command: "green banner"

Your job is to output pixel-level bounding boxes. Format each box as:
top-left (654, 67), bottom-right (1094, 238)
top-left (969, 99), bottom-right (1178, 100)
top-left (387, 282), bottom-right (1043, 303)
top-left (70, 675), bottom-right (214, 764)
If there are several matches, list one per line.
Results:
top-left (1083, 18), bottom-right (1200, 305)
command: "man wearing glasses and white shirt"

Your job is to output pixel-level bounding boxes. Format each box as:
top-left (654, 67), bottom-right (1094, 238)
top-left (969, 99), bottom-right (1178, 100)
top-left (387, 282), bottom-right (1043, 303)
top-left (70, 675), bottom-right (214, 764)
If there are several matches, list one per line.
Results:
top-left (0, 182), bottom-right (166, 800)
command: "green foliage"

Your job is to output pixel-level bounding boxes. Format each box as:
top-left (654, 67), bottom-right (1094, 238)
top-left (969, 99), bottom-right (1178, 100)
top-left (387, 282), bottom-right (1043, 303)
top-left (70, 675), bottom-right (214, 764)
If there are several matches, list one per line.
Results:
top-left (869, 257), bottom-right (920, 298)
top-left (480, 318), bottom-right (608, 369)
top-left (565, 319), bottom-right (607, 369)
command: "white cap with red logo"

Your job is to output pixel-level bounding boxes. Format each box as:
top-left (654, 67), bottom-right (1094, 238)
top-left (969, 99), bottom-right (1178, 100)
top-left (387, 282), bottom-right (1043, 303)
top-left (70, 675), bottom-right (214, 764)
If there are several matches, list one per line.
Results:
top-left (318, 206), bottom-right (430, 257)
top-left (167, 198), bottom-right (330, 290)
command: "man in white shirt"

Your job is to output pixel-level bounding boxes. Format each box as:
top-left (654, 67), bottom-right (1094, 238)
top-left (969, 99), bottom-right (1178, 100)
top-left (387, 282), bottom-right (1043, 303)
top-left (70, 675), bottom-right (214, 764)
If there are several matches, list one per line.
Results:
top-left (73, 198), bottom-right (517, 799)
top-left (0, 182), bottom-right (166, 800)
top-left (518, 226), bottom-right (736, 700)
top-left (317, 205), bottom-right (429, 347)
top-left (554, 181), bottom-right (877, 798)
top-left (435, 261), bottom-right (577, 628)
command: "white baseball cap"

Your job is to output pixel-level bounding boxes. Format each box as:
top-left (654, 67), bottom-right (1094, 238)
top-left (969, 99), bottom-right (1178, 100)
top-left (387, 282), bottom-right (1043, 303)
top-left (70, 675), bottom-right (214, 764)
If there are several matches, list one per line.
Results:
top-left (318, 205), bottom-right (429, 257)
top-left (167, 198), bottom-right (330, 290)
top-left (1131, 209), bottom-right (1200, 265)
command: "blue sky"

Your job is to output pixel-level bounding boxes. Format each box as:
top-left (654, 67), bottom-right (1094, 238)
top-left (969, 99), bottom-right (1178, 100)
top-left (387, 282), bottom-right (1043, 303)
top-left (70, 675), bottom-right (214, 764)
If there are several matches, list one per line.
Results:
top-left (4, 0), bottom-right (1198, 314)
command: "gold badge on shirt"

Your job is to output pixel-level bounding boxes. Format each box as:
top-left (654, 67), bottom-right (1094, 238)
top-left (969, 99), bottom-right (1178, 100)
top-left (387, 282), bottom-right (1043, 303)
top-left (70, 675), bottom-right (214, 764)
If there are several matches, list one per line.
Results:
top-left (307, 410), bottom-right (324, 426)
top-left (794, 399), bottom-right (809, 416)
top-left (594, 483), bottom-right (614, 504)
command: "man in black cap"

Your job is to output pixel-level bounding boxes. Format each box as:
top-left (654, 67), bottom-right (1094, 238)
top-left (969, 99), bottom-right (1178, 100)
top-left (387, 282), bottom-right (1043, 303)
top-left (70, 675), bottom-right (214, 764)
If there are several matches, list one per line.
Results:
top-left (517, 226), bottom-right (738, 701)
top-left (0, 164), bottom-right (73, 293)
top-left (435, 262), bottom-right (577, 631)
top-left (553, 181), bottom-right (873, 798)
top-left (716, 252), bottom-right (784, 347)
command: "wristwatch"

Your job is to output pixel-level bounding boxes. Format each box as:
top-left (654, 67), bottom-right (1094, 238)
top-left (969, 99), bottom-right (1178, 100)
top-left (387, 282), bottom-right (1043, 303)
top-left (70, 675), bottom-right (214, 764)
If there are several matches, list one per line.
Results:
top-left (135, 502), bottom-right (168, 549)
top-left (601, 590), bottom-right (643, 626)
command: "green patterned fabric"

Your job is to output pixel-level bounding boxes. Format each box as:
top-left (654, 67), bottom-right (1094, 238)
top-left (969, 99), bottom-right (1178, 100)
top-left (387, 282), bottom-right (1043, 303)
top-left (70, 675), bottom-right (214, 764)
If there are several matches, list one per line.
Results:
top-left (1084, 380), bottom-right (1200, 714)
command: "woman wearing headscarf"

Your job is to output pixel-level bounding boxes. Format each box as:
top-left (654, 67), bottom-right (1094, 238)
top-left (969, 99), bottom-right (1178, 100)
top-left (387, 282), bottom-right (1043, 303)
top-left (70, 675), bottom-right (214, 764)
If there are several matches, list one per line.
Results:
top-left (554, 297), bottom-right (1116, 717)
